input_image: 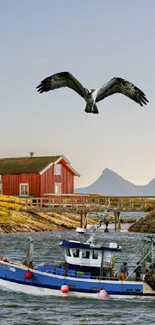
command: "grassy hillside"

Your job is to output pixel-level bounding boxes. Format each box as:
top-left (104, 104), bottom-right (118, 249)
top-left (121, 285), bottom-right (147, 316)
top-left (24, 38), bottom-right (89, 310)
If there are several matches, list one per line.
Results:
top-left (0, 195), bottom-right (95, 233)
top-left (129, 210), bottom-right (155, 233)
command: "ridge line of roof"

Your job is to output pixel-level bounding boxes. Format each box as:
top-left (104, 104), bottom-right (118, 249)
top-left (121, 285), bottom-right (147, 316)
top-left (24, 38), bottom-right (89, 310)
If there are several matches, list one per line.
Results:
top-left (0, 155), bottom-right (62, 160)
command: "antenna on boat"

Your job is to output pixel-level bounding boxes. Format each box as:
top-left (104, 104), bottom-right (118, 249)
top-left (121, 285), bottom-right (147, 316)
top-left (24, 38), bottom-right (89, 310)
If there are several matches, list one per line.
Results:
top-left (86, 220), bottom-right (101, 245)
top-left (25, 237), bottom-right (34, 265)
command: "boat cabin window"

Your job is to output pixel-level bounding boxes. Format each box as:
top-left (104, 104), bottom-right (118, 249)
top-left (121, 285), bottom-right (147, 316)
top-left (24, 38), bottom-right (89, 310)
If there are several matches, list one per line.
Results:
top-left (82, 250), bottom-right (90, 259)
top-left (65, 248), bottom-right (71, 257)
top-left (72, 249), bottom-right (80, 258)
top-left (92, 250), bottom-right (98, 259)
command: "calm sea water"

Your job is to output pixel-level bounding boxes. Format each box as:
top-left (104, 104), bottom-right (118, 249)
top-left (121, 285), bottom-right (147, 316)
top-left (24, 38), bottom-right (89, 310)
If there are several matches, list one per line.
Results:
top-left (0, 229), bottom-right (155, 325)
top-left (89, 212), bottom-right (146, 219)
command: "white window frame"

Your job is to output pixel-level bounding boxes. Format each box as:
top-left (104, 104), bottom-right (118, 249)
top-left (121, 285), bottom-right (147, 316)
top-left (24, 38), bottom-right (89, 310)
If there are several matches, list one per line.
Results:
top-left (19, 183), bottom-right (29, 196)
top-left (54, 164), bottom-right (61, 176)
top-left (54, 182), bottom-right (61, 195)
top-left (0, 183), bottom-right (2, 194)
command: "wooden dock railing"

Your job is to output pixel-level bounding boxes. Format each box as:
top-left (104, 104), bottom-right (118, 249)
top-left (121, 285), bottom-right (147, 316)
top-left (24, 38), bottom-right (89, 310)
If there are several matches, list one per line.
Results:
top-left (20, 194), bottom-right (155, 212)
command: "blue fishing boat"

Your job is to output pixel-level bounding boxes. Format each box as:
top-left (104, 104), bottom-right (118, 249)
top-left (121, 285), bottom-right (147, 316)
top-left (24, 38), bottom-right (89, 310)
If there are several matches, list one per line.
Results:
top-left (0, 230), bottom-right (155, 299)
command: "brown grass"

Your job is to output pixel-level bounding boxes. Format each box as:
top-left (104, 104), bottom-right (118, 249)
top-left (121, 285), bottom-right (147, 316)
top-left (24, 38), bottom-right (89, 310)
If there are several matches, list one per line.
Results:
top-left (0, 195), bottom-right (95, 233)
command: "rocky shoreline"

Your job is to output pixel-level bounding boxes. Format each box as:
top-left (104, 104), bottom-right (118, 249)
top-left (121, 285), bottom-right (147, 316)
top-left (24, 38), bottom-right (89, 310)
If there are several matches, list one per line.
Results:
top-left (0, 211), bottom-right (91, 234)
top-left (129, 210), bottom-right (155, 233)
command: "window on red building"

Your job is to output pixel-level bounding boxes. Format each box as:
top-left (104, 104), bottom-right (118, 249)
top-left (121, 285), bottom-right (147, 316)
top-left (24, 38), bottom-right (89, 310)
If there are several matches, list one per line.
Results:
top-left (54, 164), bottom-right (61, 175)
top-left (19, 183), bottom-right (29, 196)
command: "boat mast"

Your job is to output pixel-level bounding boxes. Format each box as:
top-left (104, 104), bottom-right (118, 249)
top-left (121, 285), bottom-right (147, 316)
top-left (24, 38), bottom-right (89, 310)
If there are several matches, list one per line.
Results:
top-left (99, 249), bottom-right (104, 279)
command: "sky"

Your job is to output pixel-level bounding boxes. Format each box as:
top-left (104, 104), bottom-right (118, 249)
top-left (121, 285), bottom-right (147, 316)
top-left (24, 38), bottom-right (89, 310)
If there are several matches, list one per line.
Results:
top-left (0, 0), bottom-right (155, 188)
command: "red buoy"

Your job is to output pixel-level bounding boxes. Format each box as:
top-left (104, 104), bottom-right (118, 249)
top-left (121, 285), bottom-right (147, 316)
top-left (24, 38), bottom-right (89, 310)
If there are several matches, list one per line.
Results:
top-left (61, 285), bottom-right (69, 294)
top-left (25, 271), bottom-right (33, 280)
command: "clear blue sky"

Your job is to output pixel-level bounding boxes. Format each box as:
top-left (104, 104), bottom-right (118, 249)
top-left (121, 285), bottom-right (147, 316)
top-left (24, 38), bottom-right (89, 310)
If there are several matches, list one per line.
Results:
top-left (0, 0), bottom-right (155, 188)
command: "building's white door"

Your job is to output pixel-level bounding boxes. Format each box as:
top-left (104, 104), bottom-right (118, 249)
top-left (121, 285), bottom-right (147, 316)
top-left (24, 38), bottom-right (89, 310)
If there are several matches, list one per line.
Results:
top-left (19, 183), bottom-right (29, 196)
top-left (54, 183), bottom-right (61, 195)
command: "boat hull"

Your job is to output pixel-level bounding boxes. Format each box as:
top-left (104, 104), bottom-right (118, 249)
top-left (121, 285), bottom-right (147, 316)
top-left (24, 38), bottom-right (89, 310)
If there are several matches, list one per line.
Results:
top-left (0, 261), bottom-right (155, 299)
top-left (1, 279), bottom-right (155, 300)
top-left (0, 279), bottom-right (97, 298)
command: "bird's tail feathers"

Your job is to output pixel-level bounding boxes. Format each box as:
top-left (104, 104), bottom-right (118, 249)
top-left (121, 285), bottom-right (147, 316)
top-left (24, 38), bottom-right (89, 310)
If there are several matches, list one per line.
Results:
top-left (92, 104), bottom-right (99, 114)
top-left (85, 103), bottom-right (99, 114)
top-left (85, 103), bottom-right (92, 113)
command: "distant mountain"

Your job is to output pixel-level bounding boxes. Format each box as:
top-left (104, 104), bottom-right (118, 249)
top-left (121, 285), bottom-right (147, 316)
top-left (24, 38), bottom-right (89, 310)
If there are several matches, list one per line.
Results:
top-left (75, 168), bottom-right (155, 196)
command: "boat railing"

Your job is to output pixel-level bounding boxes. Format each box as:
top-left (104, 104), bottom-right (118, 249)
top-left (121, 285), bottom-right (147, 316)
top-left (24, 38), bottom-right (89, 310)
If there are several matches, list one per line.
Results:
top-left (36, 264), bottom-right (120, 281)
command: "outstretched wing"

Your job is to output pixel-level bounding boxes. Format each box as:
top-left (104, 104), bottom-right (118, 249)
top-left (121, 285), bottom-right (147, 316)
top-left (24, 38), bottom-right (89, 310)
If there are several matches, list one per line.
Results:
top-left (36, 71), bottom-right (86, 99)
top-left (96, 77), bottom-right (149, 106)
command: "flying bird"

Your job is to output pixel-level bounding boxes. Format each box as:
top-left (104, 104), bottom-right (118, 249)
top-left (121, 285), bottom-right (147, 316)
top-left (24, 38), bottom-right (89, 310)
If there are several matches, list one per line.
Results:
top-left (36, 72), bottom-right (149, 114)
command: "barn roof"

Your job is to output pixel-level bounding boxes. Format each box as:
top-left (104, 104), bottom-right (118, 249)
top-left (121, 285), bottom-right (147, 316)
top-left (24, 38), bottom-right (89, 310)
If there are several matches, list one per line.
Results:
top-left (0, 155), bottom-right (62, 175)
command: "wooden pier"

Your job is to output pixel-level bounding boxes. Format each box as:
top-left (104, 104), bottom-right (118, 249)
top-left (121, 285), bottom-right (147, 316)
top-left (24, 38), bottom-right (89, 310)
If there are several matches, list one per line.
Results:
top-left (23, 194), bottom-right (155, 213)
top-left (21, 194), bottom-right (155, 232)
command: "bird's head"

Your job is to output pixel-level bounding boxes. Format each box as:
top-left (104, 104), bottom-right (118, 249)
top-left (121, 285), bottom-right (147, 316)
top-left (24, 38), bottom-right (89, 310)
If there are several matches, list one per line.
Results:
top-left (85, 89), bottom-right (94, 96)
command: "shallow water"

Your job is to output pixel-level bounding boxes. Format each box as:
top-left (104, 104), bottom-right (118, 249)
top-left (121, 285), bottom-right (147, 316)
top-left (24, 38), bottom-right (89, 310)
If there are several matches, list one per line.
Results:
top-left (0, 230), bottom-right (155, 325)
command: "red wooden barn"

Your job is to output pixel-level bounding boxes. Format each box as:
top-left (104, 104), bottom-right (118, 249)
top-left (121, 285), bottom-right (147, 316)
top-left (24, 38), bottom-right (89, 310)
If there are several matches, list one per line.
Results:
top-left (0, 153), bottom-right (80, 197)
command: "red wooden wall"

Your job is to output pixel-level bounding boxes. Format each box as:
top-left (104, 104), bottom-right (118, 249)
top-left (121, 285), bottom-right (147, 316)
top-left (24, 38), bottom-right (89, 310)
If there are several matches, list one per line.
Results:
top-left (2, 174), bottom-right (40, 197)
top-left (61, 164), bottom-right (74, 194)
top-left (40, 165), bottom-right (54, 196)
top-left (40, 163), bottom-right (74, 196)
top-left (1, 162), bottom-right (75, 197)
